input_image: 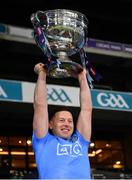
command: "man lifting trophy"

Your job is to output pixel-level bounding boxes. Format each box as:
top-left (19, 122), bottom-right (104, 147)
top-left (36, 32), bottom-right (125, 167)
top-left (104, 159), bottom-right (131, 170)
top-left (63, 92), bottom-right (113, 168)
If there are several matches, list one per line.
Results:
top-left (31, 9), bottom-right (102, 179)
top-left (30, 9), bottom-right (101, 88)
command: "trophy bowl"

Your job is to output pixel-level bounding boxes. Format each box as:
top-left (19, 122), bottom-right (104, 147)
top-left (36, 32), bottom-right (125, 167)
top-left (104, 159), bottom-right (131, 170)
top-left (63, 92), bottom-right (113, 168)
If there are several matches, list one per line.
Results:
top-left (31, 9), bottom-right (88, 78)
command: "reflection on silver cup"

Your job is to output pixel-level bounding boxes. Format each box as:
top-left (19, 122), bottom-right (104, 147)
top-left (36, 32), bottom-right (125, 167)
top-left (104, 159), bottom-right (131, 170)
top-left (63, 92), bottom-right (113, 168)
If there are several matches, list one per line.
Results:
top-left (30, 9), bottom-right (88, 78)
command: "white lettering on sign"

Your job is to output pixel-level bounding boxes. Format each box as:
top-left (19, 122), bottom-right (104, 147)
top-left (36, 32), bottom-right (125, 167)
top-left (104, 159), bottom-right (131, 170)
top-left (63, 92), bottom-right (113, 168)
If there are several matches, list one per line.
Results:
top-left (97, 93), bottom-right (129, 109)
top-left (0, 86), bottom-right (8, 98)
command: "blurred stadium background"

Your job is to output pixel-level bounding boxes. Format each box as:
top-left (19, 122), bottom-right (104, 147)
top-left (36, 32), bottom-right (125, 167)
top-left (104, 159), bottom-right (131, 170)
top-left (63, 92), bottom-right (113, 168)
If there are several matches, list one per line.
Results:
top-left (0, 0), bottom-right (132, 179)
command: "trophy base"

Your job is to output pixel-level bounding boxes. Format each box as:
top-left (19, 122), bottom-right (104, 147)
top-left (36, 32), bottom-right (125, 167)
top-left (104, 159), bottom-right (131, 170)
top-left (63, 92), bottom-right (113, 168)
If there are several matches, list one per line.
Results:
top-left (48, 61), bottom-right (83, 78)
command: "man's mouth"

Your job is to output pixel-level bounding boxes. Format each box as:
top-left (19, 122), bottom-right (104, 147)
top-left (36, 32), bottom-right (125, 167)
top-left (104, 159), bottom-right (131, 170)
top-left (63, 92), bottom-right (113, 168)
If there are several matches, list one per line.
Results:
top-left (61, 128), bottom-right (70, 132)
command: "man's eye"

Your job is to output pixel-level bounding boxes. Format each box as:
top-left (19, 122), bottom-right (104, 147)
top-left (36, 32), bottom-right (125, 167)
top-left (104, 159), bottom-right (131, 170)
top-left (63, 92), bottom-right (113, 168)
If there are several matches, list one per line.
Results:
top-left (69, 121), bottom-right (73, 123)
top-left (68, 119), bottom-right (73, 123)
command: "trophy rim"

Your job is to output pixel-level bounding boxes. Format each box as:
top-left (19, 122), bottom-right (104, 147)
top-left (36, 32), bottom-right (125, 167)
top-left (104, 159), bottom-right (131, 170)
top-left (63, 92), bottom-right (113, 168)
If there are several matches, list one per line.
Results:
top-left (37, 9), bottom-right (89, 24)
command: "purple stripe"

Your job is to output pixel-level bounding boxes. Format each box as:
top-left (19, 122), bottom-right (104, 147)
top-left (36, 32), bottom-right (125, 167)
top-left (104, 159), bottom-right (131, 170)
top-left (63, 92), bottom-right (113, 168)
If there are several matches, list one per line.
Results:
top-left (86, 38), bottom-right (132, 53)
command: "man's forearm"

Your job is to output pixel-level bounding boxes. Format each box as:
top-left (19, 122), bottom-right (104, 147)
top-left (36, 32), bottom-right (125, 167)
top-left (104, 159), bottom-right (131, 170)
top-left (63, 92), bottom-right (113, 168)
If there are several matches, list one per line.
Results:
top-left (78, 71), bottom-right (92, 111)
top-left (34, 71), bottom-right (47, 108)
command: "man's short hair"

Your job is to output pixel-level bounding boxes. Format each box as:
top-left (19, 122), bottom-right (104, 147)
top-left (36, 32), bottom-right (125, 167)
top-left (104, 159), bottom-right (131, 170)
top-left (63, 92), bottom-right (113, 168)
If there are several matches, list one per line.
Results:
top-left (48, 105), bottom-right (72, 121)
top-left (48, 105), bottom-right (80, 123)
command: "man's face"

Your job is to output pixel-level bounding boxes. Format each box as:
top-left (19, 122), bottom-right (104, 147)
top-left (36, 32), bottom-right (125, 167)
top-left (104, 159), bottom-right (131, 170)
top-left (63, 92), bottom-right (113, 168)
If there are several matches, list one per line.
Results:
top-left (49, 111), bottom-right (74, 139)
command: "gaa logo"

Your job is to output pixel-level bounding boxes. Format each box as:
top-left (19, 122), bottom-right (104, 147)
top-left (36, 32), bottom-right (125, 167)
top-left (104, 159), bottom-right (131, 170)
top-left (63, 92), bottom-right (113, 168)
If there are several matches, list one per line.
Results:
top-left (97, 92), bottom-right (129, 109)
top-left (48, 88), bottom-right (72, 103)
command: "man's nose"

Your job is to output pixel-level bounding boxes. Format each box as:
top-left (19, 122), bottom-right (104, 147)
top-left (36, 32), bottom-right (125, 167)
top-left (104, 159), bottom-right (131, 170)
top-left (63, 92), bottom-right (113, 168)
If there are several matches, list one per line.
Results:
top-left (64, 120), bottom-right (70, 126)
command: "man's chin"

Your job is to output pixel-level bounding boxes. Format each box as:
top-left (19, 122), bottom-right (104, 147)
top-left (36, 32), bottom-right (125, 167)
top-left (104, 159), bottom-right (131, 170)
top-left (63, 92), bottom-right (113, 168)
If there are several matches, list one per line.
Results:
top-left (60, 133), bottom-right (71, 139)
top-left (57, 131), bottom-right (73, 139)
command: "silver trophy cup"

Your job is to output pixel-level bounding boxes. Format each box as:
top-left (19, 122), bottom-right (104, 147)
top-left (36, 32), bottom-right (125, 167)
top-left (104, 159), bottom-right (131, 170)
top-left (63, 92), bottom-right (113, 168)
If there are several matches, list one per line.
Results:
top-left (31, 9), bottom-right (88, 78)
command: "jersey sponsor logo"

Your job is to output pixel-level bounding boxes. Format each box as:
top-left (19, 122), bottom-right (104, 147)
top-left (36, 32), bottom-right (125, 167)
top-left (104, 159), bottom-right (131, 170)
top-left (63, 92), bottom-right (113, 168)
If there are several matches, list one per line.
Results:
top-left (48, 88), bottom-right (72, 103)
top-left (57, 141), bottom-right (83, 157)
top-left (97, 92), bottom-right (129, 109)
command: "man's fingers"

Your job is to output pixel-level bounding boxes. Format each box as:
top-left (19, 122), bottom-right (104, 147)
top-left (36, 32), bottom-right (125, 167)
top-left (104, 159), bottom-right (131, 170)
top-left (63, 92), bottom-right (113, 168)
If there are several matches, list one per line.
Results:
top-left (34, 62), bottom-right (45, 74)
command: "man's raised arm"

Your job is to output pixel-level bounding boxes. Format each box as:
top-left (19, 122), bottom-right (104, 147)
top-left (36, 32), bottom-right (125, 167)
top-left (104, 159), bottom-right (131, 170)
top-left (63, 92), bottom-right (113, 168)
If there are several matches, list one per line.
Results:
top-left (76, 69), bottom-right (92, 141)
top-left (33, 63), bottom-right (49, 138)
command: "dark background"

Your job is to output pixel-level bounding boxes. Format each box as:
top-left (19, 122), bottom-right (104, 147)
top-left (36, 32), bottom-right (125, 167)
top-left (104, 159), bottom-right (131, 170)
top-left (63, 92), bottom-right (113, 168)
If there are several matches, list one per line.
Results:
top-left (1, 0), bottom-right (132, 44)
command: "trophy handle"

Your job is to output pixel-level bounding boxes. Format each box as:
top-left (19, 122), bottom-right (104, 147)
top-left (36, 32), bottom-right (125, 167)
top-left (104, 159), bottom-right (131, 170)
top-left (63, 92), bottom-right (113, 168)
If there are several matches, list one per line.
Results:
top-left (30, 11), bottom-right (47, 29)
